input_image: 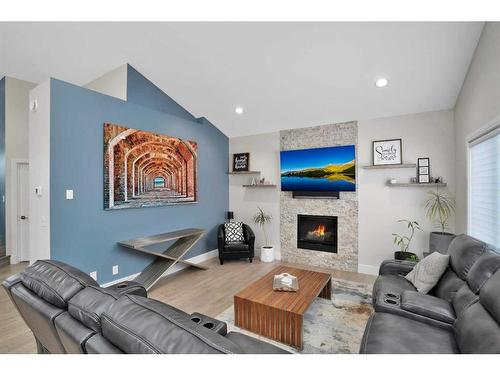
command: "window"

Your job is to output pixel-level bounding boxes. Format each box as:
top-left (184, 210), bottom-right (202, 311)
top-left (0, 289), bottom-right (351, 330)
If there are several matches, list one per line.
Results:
top-left (469, 127), bottom-right (500, 247)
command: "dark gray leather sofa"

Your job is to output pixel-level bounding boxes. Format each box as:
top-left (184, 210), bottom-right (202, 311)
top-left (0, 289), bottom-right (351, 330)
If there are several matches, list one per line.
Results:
top-left (360, 234), bottom-right (500, 353)
top-left (2, 260), bottom-right (288, 354)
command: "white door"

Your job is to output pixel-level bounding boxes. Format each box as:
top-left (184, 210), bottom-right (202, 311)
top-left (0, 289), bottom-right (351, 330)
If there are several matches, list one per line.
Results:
top-left (17, 163), bottom-right (30, 262)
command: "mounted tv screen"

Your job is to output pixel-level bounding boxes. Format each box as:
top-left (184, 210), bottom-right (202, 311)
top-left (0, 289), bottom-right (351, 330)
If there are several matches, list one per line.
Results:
top-left (280, 145), bottom-right (356, 192)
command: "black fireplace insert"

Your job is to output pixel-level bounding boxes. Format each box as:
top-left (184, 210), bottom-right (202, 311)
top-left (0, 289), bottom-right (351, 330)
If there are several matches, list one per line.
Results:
top-left (297, 214), bottom-right (338, 253)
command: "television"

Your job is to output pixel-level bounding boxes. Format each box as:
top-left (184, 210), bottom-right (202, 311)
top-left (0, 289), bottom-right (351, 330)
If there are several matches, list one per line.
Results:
top-left (280, 145), bottom-right (356, 192)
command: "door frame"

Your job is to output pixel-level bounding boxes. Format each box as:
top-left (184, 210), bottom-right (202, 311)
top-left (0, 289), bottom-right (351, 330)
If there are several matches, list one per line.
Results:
top-left (10, 158), bottom-right (29, 264)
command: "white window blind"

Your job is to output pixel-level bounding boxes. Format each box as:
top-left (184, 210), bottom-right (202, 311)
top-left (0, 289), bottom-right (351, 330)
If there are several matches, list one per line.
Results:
top-left (469, 129), bottom-right (500, 248)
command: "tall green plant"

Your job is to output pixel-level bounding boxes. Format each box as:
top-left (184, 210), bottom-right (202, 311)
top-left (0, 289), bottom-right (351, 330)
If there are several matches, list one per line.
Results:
top-left (392, 220), bottom-right (422, 253)
top-left (424, 186), bottom-right (455, 234)
top-left (253, 207), bottom-right (272, 247)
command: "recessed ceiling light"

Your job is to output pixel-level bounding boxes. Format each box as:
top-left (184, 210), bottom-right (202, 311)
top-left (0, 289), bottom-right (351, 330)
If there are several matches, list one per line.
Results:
top-left (375, 77), bottom-right (389, 88)
top-left (235, 106), bottom-right (244, 115)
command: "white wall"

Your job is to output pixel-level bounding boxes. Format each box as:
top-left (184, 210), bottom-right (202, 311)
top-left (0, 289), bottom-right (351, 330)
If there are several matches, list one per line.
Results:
top-left (229, 110), bottom-right (455, 274)
top-left (28, 80), bottom-right (51, 264)
top-left (454, 22), bottom-right (500, 234)
top-left (229, 132), bottom-right (281, 259)
top-left (4, 77), bottom-right (36, 257)
top-left (84, 64), bottom-right (127, 101)
top-left (358, 110), bottom-right (455, 274)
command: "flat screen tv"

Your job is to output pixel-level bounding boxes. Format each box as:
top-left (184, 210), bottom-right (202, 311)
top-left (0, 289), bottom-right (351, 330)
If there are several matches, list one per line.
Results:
top-left (280, 145), bottom-right (356, 192)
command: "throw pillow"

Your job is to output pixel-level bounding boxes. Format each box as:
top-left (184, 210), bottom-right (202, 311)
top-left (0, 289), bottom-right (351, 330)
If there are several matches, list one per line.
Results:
top-left (224, 222), bottom-right (245, 243)
top-left (405, 252), bottom-right (450, 294)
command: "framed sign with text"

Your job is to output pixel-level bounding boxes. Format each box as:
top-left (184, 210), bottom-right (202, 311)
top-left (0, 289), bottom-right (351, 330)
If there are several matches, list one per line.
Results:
top-left (232, 152), bottom-right (250, 172)
top-left (372, 139), bottom-right (402, 166)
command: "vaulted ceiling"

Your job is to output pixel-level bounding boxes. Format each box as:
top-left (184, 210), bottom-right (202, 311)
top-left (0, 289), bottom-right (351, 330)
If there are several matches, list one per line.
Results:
top-left (0, 22), bottom-right (484, 137)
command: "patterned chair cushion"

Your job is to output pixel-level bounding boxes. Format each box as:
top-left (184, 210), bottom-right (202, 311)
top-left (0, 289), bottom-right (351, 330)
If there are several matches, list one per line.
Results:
top-left (224, 222), bottom-right (245, 243)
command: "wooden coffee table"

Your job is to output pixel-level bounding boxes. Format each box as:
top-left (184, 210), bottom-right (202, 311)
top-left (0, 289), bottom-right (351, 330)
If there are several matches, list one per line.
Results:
top-left (234, 265), bottom-right (332, 349)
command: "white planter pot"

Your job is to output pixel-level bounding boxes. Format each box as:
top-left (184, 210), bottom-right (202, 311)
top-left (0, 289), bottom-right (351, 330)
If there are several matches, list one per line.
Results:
top-left (260, 246), bottom-right (275, 262)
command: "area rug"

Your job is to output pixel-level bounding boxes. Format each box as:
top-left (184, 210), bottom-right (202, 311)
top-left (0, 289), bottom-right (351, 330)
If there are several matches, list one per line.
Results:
top-left (216, 278), bottom-right (373, 354)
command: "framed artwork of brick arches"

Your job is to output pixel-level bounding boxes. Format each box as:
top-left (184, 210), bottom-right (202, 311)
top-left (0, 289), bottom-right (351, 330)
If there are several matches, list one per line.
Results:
top-left (103, 123), bottom-right (197, 210)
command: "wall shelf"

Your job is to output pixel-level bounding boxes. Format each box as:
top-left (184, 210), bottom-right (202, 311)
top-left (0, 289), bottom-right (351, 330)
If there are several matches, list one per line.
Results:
top-left (362, 163), bottom-right (416, 170)
top-left (242, 184), bottom-right (277, 188)
top-left (387, 182), bottom-right (447, 188)
top-left (228, 171), bottom-right (261, 175)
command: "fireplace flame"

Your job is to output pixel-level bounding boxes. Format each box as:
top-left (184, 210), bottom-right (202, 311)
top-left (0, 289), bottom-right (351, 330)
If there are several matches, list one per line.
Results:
top-left (312, 224), bottom-right (326, 237)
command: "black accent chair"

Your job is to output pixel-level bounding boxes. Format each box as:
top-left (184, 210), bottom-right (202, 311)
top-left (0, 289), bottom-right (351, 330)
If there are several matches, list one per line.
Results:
top-left (217, 223), bottom-right (255, 265)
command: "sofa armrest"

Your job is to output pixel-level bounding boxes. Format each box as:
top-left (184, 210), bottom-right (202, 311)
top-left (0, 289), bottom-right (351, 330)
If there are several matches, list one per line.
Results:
top-left (243, 224), bottom-right (255, 242)
top-left (379, 260), bottom-right (416, 276)
top-left (217, 224), bottom-right (226, 252)
top-left (401, 291), bottom-right (456, 324)
top-left (105, 281), bottom-right (147, 298)
top-left (2, 273), bottom-right (22, 291)
top-left (189, 312), bottom-right (227, 335)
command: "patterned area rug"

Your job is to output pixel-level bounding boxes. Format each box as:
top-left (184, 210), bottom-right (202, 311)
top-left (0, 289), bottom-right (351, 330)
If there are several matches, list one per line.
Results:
top-left (216, 278), bottom-right (373, 354)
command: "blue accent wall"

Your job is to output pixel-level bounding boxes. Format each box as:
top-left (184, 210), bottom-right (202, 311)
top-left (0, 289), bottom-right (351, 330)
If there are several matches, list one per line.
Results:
top-left (50, 78), bottom-right (228, 284)
top-left (126, 65), bottom-right (197, 122)
top-left (0, 78), bottom-right (5, 256)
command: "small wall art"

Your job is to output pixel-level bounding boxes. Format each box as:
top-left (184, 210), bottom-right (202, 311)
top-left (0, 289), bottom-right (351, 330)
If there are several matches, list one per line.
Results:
top-left (417, 157), bottom-right (430, 183)
top-left (372, 139), bottom-right (402, 165)
top-left (232, 152), bottom-right (250, 172)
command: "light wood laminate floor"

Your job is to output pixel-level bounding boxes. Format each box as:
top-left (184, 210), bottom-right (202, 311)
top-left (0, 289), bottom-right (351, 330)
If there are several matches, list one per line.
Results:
top-left (0, 258), bottom-right (375, 354)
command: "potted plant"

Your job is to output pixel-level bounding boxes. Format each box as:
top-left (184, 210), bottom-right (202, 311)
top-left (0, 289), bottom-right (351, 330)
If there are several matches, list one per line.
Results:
top-left (424, 186), bottom-right (456, 254)
top-left (253, 207), bottom-right (274, 262)
top-left (392, 220), bottom-right (422, 261)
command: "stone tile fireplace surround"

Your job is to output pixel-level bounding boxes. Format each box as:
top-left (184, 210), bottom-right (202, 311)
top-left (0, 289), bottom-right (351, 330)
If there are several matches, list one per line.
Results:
top-left (280, 122), bottom-right (358, 272)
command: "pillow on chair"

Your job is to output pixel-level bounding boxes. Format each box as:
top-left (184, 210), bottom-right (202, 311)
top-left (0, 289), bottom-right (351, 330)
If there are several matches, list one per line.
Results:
top-left (405, 252), bottom-right (450, 294)
top-left (224, 222), bottom-right (245, 243)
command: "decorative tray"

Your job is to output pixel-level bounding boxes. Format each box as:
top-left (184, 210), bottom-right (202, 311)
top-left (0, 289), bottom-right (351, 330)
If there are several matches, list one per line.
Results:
top-left (273, 273), bottom-right (299, 292)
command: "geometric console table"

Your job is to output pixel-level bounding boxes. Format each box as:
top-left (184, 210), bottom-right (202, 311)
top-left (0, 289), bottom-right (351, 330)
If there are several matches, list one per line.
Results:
top-left (118, 228), bottom-right (207, 290)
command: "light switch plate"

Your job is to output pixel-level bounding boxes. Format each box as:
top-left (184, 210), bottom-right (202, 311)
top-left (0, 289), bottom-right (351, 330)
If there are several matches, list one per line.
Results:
top-left (66, 190), bottom-right (74, 200)
top-left (90, 271), bottom-right (97, 281)
top-left (112, 265), bottom-right (119, 275)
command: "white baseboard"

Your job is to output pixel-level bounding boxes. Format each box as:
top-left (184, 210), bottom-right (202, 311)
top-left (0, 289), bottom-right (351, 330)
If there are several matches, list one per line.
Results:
top-left (100, 248), bottom-right (219, 288)
top-left (358, 264), bottom-right (379, 276)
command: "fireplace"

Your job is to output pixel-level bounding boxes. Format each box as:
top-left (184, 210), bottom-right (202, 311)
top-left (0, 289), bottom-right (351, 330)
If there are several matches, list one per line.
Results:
top-left (297, 214), bottom-right (338, 253)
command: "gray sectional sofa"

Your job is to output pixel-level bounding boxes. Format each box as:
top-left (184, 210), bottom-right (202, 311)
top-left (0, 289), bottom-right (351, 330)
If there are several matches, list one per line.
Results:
top-left (360, 234), bottom-right (500, 353)
top-left (2, 260), bottom-right (288, 354)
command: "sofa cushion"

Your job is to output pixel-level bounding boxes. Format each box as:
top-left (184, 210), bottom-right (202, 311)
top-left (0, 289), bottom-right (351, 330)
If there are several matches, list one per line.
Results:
top-left (479, 268), bottom-right (500, 325)
top-left (453, 269), bottom-right (500, 354)
top-left (54, 312), bottom-right (95, 354)
top-left (405, 252), bottom-right (449, 293)
top-left (101, 295), bottom-right (242, 354)
top-left (454, 302), bottom-right (500, 354)
top-left (431, 268), bottom-right (465, 303)
top-left (452, 285), bottom-right (479, 317)
top-left (448, 234), bottom-right (487, 280)
top-left (68, 286), bottom-right (119, 332)
top-left (84, 334), bottom-right (124, 354)
top-left (20, 260), bottom-right (98, 309)
top-left (372, 274), bottom-right (416, 304)
top-left (360, 313), bottom-right (458, 354)
top-left (223, 243), bottom-right (250, 252)
top-left (466, 250), bottom-right (500, 293)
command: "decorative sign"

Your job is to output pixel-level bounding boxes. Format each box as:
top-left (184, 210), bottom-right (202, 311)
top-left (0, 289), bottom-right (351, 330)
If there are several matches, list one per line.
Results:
top-left (372, 139), bottom-right (402, 165)
top-left (232, 152), bottom-right (250, 172)
top-left (417, 157), bottom-right (430, 183)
